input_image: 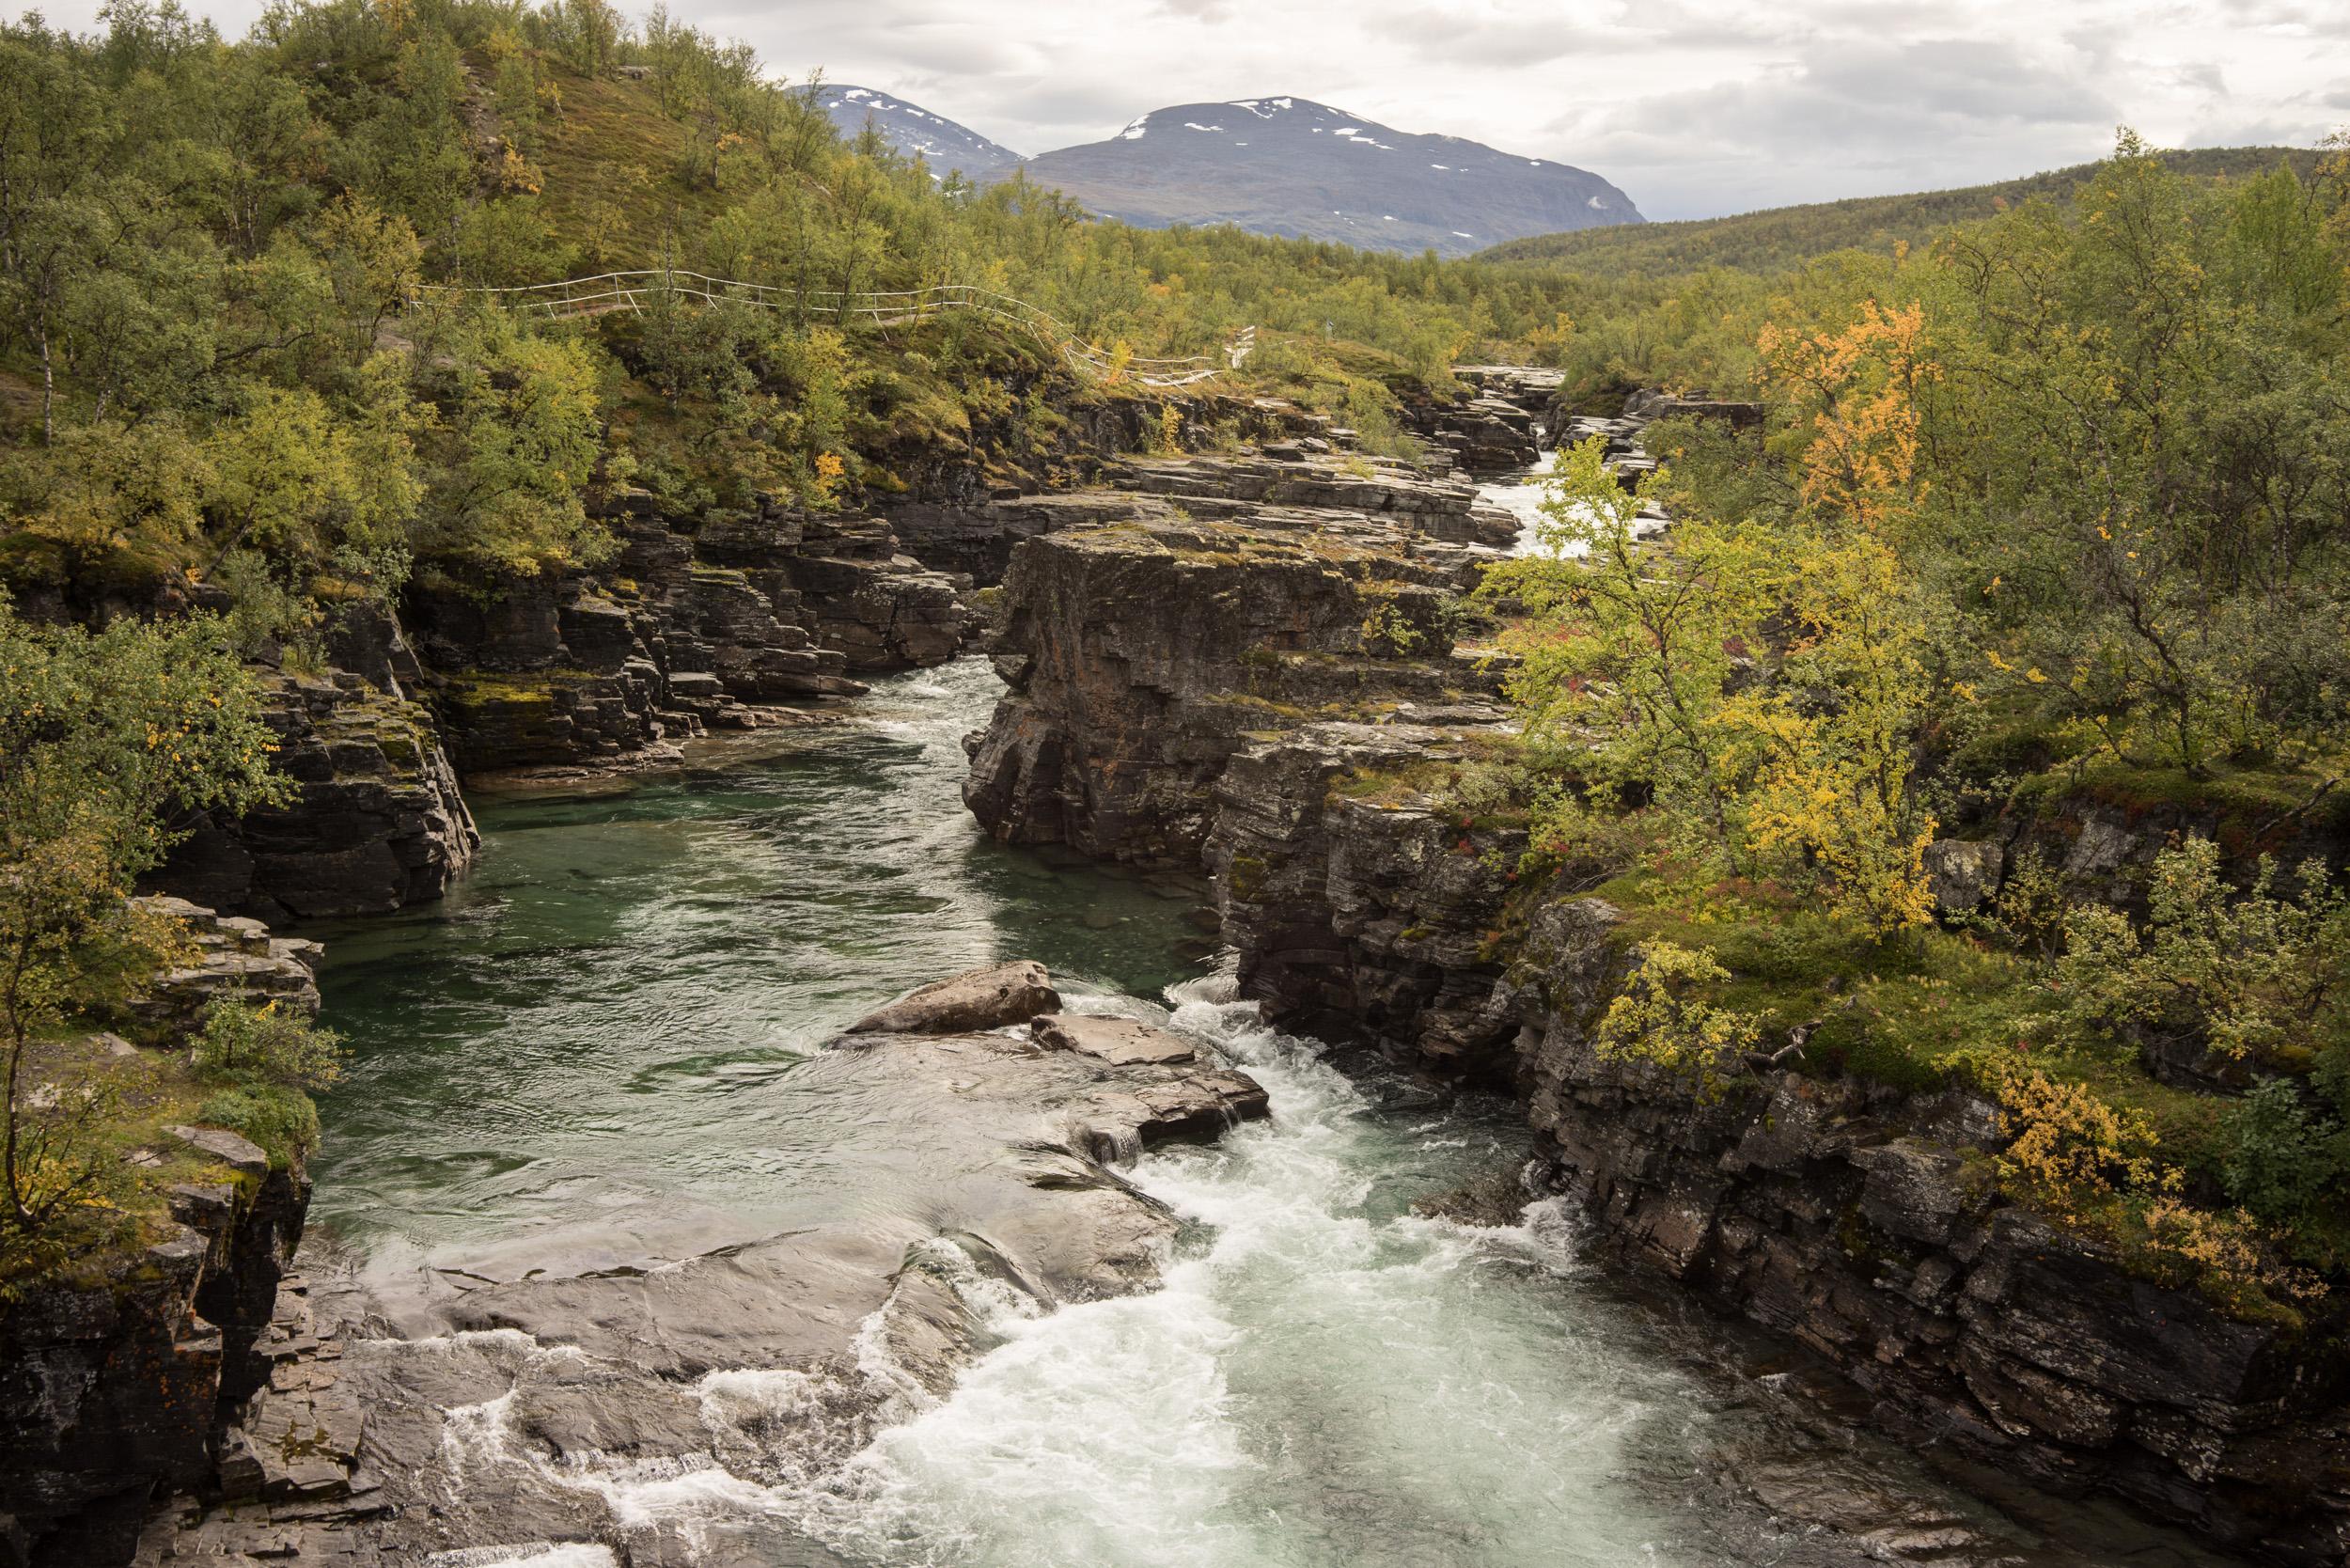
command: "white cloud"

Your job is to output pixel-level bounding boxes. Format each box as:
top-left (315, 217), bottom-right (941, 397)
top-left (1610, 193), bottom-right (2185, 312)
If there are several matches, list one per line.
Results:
top-left (32, 0), bottom-right (2350, 219)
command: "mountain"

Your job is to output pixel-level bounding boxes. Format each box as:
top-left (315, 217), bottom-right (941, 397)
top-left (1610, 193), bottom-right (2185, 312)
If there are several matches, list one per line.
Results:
top-left (805, 84), bottom-right (1024, 180)
top-left (1477, 146), bottom-right (2321, 277)
top-left (1009, 98), bottom-right (1641, 258)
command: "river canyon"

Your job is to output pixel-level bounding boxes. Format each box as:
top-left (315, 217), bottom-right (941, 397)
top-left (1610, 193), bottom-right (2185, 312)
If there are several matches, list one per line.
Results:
top-left (239, 663), bottom-right (2250, 1568)
top-left (10, 382), bottom-right (2328, 1568)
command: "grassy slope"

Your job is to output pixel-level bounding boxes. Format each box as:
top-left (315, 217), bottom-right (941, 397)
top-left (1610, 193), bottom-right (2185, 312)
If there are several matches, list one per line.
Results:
top-left (1478, 147), bottom-right (2321, 276)
top-left (522, 65), bottom-right (725, 268)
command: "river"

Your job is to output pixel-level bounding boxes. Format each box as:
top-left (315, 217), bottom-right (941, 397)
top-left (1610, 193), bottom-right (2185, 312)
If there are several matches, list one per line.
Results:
top-left (302, 651), bottom-right (2242, 1568)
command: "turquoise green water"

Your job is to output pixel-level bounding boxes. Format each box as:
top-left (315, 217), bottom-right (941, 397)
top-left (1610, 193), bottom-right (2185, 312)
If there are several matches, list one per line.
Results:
top-left (307, 658), bottom-right (1206, 1297)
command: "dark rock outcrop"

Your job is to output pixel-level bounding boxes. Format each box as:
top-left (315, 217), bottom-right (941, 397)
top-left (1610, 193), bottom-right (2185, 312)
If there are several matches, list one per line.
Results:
top-left (156, 674), bottom-right (477, 922)
top-left (128, 898), bottom-right (322, 1033)
top-left (0, 908), bottom-right (319, 1568)
top-left (406, 493), bottom-right (983, 776)
top-left (963, 475), bottom-right (1509, 870)
top-left (1420, 389), bottom-right (1542, 477)
top-left (1502, 909), bottom-right (2350, 1564)
top-left (1208, 722), bottom-right (1520, 1077)
top-left (890, 445), bottom-right (1513, 587)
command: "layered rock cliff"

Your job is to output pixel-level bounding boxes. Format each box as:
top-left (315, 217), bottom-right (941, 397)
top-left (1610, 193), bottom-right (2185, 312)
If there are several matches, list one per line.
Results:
top-left (0, 906), bottom-right (321, 1568)
top-left (1503, 897), bottom-right (2350, 1565)
top-left (158, 671), bottom-right (478, 923)
top-left (1208, 721), bottom-right (1521, 1079)
top-left (962, 451), bottom-right (1512, 870)
top-left (956, 385), bottom-right (2350, 1563)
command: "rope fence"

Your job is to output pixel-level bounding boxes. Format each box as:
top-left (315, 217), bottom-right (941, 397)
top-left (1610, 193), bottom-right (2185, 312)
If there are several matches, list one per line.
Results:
top-left (411, 271), bottom-right (1255, 388)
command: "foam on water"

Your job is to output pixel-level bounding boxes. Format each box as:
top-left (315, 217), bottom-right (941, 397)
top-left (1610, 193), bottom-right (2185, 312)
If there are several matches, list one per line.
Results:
top-left (424, 1545), bottom-right (623, 1568)
top-left (332, 662), bottom-right (2248, 1568)
top-left (412, 977), bottom-right (1689, 1565)
top-left (1475, 447), bottom-right (1567, 556)
top-left (794, 977), bottom-right (1686, 1568)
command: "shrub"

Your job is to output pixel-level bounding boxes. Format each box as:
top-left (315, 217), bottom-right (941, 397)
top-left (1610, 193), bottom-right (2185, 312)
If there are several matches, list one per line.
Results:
top-left (193, 1087), bottom-right (321, 1168)
top-left (2221, 1076), bottom-right (2347, 1233)
top-left (1997, 1066), bottom-right (2325, 1313)
top-left (1592, 941), bottom-right (1762, 1099)
top-left (2056, 836), bottom-right (2350, 1066)
top-left (193, 993), bottom-right (346, 1091)
top-left (1974, 847), bottom-right (2071, 960)
top-left (1995, 1068), bottom-right (2163, 1208)
top-left (1358, 599), bottom-right (1425, 657)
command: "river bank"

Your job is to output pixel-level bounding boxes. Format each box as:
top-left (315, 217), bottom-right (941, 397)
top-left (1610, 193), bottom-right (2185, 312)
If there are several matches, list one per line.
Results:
top-left (11, 380), bottom-right (2313, 1568)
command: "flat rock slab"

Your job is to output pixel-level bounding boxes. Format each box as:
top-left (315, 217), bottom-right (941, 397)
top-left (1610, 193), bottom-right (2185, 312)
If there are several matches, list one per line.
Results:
top-left (1033, 1011), bottom-right (1197, 1065)
top-left (167, 1124), bottom-right (271, 1179)
top-left (234, 965), bottom-right (1268, 1564)
top-left (846, 959), bottom-right (1059, 1033)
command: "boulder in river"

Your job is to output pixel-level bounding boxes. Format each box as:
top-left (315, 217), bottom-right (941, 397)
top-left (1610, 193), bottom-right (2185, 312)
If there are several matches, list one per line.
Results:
top-left (1033, 1011), bottom-right (1198, 1065)
top-left (845, 959), bottom-right (1061, 1034)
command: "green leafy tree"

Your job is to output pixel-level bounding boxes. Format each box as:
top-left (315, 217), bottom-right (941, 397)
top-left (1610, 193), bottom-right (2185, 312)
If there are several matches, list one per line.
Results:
top-left (0, 597), bottom-right (284, 1235)
top-left (420, 319), bottom-right (609, 574)
top-left (2057, 835), bottom-right (2350, 1067)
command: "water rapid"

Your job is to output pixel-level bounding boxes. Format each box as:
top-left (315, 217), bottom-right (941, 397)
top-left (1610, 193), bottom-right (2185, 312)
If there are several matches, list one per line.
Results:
top-left (307, 658), bottom-right (2245, 1568)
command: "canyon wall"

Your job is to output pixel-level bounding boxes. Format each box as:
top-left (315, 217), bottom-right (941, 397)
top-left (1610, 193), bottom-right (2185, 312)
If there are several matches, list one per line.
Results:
top-left (957, 390), bottom-right (2350, 1563)
top-left (0, 907), bottom-right (321, 1568)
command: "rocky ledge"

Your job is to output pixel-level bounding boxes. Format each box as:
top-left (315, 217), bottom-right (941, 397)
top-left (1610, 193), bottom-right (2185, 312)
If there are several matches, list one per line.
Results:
top-left (157, 670), bottom-right (478, 923)
top-left (1209, 721), bottom-right (1522, 1080)
top-left (410, 494), bottom-right (978, 776)
top-left (953, 381), bottom-right (2350, 1563)
top-left (963, 451), bottom-right (1515, 870)
top-left (1, 904), bottom-right (321, 1568)
top-left (135, 962), bottom-right (1268, 1566)
top-left (1501, 897), bottom-right (2350, 1566)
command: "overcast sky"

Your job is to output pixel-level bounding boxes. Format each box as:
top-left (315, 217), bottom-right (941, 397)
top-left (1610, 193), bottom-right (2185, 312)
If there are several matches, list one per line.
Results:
top-left (42, 0), bottom-right (2350, 218)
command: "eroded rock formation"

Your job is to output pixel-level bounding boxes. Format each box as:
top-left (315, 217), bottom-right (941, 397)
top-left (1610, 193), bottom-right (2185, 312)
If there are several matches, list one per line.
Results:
top-left (157, 673), bottom-right (477, 922)
top-left (963, 450), bottom-right (1512, 870)
top-left (1501, 898), bottom-right (2350, 1565)
top-left (958, 384), bottom-right (2350, 1562)
top-left (1209, 721), bottom-right (1521, 1079)
top-left (1, 905), bottom-right (319, 1568)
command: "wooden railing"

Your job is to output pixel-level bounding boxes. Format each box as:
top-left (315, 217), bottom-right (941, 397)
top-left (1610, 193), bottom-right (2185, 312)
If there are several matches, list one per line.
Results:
top-left (411, 271), bottom-right (1254, 388)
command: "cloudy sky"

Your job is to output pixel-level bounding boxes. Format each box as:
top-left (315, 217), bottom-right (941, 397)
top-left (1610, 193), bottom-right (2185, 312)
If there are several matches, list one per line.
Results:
top-left (45, 0), bottom-right (2350, 218)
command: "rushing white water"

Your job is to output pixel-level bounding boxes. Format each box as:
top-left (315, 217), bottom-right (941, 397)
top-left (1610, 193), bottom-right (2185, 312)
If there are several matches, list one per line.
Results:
top-left (813, 976), bottom-right (1691, 1567)
top-left (1477, 447), bottom-right (1565, 556)
top-left (321, 662), bottom-right (2254, 1568)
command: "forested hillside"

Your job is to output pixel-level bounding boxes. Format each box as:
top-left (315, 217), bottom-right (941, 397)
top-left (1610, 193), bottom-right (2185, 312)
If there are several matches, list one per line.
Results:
top-left (1475, 132), bottom-right (2350, 1322)
top-left (0, 0), bottom-right (1595, 1294)
top-left (6, 0), bottom-right (2350, 1385)
top-left (0, 0), bottom-right (1595, 631)
top-left (1478, 145), bottom-right (2321, 275)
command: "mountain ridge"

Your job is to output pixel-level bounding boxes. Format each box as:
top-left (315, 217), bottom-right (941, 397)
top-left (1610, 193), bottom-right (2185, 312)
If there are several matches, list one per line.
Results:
top-left (806, 83), bottom-right (1025, 181)
top-left (1012, 97), bottom-right (1640, 259)
top-left (806, 85), bottom-right (1641, 258)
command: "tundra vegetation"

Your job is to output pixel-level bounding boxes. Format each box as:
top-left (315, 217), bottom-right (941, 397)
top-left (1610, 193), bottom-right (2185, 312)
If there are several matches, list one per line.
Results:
top-left (1481, 133), bottom-right (2350, 1322)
